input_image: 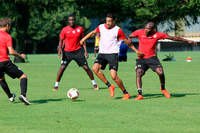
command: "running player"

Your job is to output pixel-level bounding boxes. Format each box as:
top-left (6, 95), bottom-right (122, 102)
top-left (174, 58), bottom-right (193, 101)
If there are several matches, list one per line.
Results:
top-left (80, 13), bottom-right (142, 100)
top-left (54, 14), bottom-right (99, 91)
top-left (0, 18), bottom-right (31, 105)
top-left (129, 22), bottom-right (197, 100)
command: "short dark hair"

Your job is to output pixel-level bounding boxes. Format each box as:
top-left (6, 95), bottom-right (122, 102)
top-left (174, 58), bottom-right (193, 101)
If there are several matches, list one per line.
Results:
top-left (146, 22), bottom-right (156, 29)
top-left (106, 13), bottom-right (116, 20)
top-left (68, 13), bottom-right (76, 19)
top-left (0, 18), bottom-right (11, 27)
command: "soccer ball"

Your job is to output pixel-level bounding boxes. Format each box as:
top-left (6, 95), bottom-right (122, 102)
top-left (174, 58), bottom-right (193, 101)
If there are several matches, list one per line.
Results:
top-left (67, 88), bottom-right (79, 100)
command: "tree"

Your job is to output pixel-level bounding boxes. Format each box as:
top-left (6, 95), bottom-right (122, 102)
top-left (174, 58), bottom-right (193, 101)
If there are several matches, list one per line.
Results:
top-left (0, 0), bottom-right (91, 53)
top-left (76, 0), bottom-right (200, 32)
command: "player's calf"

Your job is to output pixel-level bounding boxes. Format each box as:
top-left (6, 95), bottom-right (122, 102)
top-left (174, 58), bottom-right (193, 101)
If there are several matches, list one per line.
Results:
top-left (0, 79), bottom-right (13, 98)
top-left (18, 74), bottom-right (31, 105)
top-left (136, 69), bottom-right (144, 77)
top-left (91, 64), bottom-right (99, 74)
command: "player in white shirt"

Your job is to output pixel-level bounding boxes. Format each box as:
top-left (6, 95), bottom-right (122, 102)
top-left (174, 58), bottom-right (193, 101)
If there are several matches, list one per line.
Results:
top-left (80, 13), bottom-right (143, 100)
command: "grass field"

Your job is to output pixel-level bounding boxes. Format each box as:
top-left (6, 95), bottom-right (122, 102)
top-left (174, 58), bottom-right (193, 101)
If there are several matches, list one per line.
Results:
top-left (0, 51), bottom-right (200, 133)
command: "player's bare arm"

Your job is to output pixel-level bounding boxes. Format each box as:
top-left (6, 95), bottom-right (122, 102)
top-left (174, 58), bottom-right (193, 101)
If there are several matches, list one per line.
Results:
top-left (58, 39), bottom-right (64, 58)
top-left (7, 47), bottom-right (25, 59)
top-left (82, 42), bottom-right (89, 59)
top-left (166, 35), bottom-right (197, 45)
top-left (128, 34), bottom-right (144, 57)
top-left (80, 29), bottom-right (97, 45)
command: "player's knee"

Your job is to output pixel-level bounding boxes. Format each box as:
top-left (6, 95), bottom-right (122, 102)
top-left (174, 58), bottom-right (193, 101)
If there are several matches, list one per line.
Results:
top-left (92, 65), bottom-right (98, 73)
top-left (83, 65), bottom-right (90, 72)
top-left (156, 68), bottom-right (164, 76)
top-left (19, 74), bottom-right (27, 79)
top-left (60, 65), bottom-right (66, 70)
top-left (111, 75), bottom-right (117, 81)
top-left (157, 71), bottom-right (164, 76)
top-left (136, 69), bottom-right (144, 77)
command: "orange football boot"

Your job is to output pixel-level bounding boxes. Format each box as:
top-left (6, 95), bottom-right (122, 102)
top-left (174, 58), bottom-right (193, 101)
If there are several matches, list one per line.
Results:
top-left (122, 93), bottom-right (131, 100)
top-left (135, 95), bottom-right (144, 100)
top-left (160, 88), bottom-right (171, 98)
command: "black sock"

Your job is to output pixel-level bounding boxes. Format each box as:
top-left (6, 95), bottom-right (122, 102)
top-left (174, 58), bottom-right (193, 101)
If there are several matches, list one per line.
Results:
top-left (123, 89), bottom-right (128, 94)
top-left (20, 78), bottom-right (27, 97)
top-left (0, 80), bottom-right (12, 98)
top-left (161, 84), bottom-right (165, 90)
top-left (106, 81), bottom-right (111, 87)
top-left (138, 89), bottom-right (142, 95)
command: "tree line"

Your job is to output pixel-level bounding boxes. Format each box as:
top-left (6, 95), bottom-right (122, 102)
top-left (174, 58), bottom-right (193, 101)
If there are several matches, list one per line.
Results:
top-left (1, 0), bottom-right (199, 53)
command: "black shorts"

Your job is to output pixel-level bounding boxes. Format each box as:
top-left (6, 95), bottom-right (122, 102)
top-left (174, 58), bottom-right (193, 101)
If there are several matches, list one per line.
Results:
top-left (94, 53), bottom-right (119, 71)
top-left (0, 60), bottom-right (24, 79)
top-left (136, 56), bottom-right (162, 73)
top-left (61, 48), bottom-right (88, 67)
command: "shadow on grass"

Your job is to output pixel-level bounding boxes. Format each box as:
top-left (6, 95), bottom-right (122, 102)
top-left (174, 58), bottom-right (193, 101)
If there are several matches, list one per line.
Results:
top-left (114, 92), bottom-right (200, 100)
top-left (171, 93), bottom-right (200, 97)
top-left (99, 87), bottom-right (108, 90)
top-left (71, 99), bottom-right (85, 102)
top-left (30, 98), bottom-right (65, 104)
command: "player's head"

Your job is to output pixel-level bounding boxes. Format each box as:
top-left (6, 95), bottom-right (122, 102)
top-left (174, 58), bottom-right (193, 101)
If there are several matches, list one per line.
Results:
top-left (145, 22), bottom-right (157, 36)
top-left (68, 13), bottom-right (76, 27)
top-left (0, 18), bottom-right (11, 32)
top-left (106, 13), bottom-right (116, 29)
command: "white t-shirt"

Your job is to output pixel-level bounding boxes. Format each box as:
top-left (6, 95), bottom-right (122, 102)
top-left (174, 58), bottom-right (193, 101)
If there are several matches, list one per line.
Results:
top-left (96, 24), bottom-right (126, 54)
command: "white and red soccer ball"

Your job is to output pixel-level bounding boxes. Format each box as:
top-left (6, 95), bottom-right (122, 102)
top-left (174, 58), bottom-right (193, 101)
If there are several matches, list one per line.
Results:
top-left (67, 88), bottom-right (79, 100)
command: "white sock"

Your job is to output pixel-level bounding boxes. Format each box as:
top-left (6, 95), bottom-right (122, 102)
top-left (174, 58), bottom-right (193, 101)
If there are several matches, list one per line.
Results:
top-left (55, 82), bottom-right (59, 87)
top-left (91, 80), bottom-right (97, 85)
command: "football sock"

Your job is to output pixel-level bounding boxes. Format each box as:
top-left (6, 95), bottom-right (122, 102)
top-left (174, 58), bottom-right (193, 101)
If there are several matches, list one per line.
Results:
top-left (20, 78), bottom-right (27, 97)
top-left (161, 84), bottom-right (165, 90)
top-left (137, 88), bottom-right (142, 95)
top-left (106, 81), bottom-right (111, 87)
top-left (91, 80), bottom-right (97, 85)
top-left (54, 82), bottom-right (59, 87)
top-left (0, 80), bottom-right (12, 98)
top-left (123, 89), bottom-right (128, 94)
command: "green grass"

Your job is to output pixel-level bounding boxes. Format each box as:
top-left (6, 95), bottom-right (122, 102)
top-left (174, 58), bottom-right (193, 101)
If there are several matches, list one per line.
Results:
top-left (0, 51), bottom-right (200, 133)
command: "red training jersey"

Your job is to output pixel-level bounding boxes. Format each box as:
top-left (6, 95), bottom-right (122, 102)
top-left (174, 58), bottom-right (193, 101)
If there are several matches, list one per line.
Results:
top-left (0, 31), bottom-right (12, 62)
top-left (132, 29), bottom-right (168, 59)
top-left (60, 25), bottom-right (84, 52)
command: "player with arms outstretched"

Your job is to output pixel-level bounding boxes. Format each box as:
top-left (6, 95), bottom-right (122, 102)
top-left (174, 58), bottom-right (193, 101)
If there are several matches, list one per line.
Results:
top-left (129, 22), bottom-right (197, 100)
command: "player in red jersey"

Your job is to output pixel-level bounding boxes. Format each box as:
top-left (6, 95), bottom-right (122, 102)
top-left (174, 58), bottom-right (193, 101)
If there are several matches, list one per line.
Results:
top-left (0, 18), bottom-right (31, 105)
top-left (129, 22), bottom-right (197, 100)
top-left (80, 13), bottom-right (142, 100)
top-left (54, 14), bottom-right (99, 91)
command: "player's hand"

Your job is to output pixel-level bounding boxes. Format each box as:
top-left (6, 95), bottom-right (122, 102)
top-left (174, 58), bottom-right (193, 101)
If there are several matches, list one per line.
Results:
top-left (126, 38), bottom-right (132, 46)
top-left (136, 51), bottom-right (144, 58)
top-left (20, 54), bottom-right (26, 59)
top-left (58, 54), bottom-right (61, 58)
top-left (187, 40), bottom-right (197, 45)
top-left (80, 40), bottom-right (84, 45)
top-left (85, 52), bottom-right (89, 59)
top-left (128, 38), bottom-right (132, 44)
